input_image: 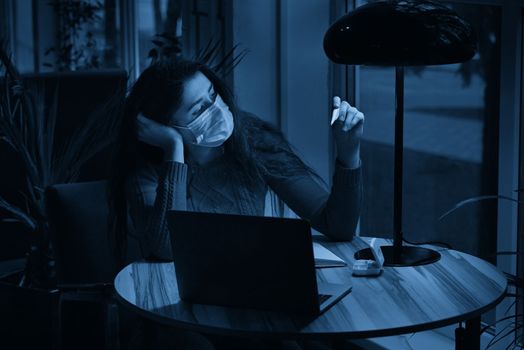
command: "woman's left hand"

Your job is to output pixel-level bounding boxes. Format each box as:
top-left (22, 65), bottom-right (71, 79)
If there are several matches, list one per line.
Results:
top-left (331, 96), bottom-right (364, 168)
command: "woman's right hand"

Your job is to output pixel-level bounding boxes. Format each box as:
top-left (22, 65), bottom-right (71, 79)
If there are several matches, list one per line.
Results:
top-left (136, 114), bottom-right (184, 161)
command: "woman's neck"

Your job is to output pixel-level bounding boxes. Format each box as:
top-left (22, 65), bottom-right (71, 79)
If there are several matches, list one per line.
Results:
top-left (185, 144), bottom-right (225, 166)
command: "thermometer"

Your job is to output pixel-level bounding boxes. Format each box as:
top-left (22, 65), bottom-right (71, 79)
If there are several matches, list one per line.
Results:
top-left (330, 107), bottom-right (339, 126)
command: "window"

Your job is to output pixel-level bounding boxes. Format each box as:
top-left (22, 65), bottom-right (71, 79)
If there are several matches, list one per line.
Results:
top-left (356, 0), bottom-right (500, 265)
top-left (1, 0), bottom-right (122, 72)
top-left (131, 0), bottom-right (229, 79)
top-left (352, 0), bottom-right (519, 340)
top-left (136, 0), bottom-right (182, 73)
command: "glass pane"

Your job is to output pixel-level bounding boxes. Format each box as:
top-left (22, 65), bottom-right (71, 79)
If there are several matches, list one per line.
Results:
top-left (100, 0), bottom-right (121, 68)
top-left (136, 0), bottom-right (228, 78)
top-left (359, 2), bottom-right (500, 260)
top-left (137, 0), bottom-right (182, 73)
top-left (357, 1), bottom-right (500, 325)
top-left (13, 0), bottom-right (34, 73)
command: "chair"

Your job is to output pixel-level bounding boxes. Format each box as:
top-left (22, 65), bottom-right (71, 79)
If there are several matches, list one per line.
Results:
top-left (46, 180), bottom-right (140, 350)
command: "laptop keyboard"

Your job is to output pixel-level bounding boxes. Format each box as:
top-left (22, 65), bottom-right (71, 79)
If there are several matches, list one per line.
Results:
top-left (318, 293), bottom-right (332, 304)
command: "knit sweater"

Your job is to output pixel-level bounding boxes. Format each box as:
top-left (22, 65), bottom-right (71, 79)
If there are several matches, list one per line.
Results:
top-left (125, 149), bottom-right (363, 260)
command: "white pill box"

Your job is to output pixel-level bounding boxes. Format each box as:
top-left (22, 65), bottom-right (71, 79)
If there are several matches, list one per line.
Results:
top-left (352, 238), bottom-right (385, 277)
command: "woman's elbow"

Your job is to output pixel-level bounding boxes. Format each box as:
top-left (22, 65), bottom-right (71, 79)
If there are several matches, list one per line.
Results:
top-left (325, 229), bottom-right (355, 242)
top-left (314, 219), bottom-right (357, 242)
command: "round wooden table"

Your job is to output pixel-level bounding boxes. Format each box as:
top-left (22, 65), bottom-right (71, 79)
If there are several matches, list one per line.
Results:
top-left (114, 237), bottom-right (507, 347)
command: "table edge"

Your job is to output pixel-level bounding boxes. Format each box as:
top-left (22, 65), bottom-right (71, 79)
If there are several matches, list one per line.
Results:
top-left (114, 266), bottom-right (507, 339)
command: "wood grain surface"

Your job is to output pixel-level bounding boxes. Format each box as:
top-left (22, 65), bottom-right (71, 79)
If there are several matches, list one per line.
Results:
top-left (114, 237), bottom-right (507, 339)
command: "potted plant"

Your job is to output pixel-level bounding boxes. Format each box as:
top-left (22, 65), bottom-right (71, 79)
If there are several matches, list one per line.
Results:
top-left (0, 42), bottom-right (124, 349)
top-left (438, 190), bottom-right (524, 348)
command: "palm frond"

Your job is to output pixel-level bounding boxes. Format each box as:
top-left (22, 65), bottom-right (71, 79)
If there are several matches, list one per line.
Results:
top-left (487, 323), bottom-right (524, 349)
top-left (0, 135), bottom-right (15, 149)
top-left (148, 33), bottom-right (182, 64)
top-left (508, 333), bottom-right (524, 349)
top-left (53, 85), bottom-right (125, 183)
top-left (2, 40), bottom-right (127, 187)
top-left (481, 314), bottom-right (524, 335)
top-left (505, 299), bottom-right (518, 316)
top-left (0, 46), bottom-right (43, 192)
top-left (33, 86), bottom-right (47, 185)
top-left (438, 194), bottom-right (524, 221)
top-left (0, 196), bottom-right (37, 230)
top-left (505, 272), bottom-right (524, 289)
top-left (0, 39), bottom-right (21, 79)
top-left (44, 86), bottom-right (59, 184)
top-left (0, 102), bottom-right (41, 188)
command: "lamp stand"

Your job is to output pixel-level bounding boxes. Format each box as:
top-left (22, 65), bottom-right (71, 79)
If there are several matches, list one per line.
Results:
top-left (355, 66), bottom-right (441, 267)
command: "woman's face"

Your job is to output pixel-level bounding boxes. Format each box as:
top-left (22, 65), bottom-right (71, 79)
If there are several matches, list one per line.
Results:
top-left (168, 71), bottom-right (217, 142)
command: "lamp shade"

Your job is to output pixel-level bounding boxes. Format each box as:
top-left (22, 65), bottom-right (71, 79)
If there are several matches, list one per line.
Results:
top-left (323, 0), bottom-right (477, 66)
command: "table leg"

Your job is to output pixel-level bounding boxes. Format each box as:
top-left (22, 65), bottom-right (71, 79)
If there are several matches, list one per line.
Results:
top-left (457, 317), bottom-right (480, 350)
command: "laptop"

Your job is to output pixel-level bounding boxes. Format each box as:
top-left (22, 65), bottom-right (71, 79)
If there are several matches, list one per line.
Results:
top-left (167, 210), bottom-right (352, 316)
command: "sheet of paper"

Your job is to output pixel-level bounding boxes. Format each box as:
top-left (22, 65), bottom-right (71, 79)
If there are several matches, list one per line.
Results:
top-left (313, 242), bottom-right (347, 268)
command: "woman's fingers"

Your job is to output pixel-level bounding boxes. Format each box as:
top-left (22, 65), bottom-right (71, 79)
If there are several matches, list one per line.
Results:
top-left (343, 109), bottom-right (361, 131)
top-left (338, 101), bottom-right (350, 122)
top-left (358, 111), bottom-right (365, 124)
top-left (333, 96), bottom-right (341, 109)
top-left (331, 96), bottom-right (364, 132)
top-left (339, 101), bottom-right (359, 126)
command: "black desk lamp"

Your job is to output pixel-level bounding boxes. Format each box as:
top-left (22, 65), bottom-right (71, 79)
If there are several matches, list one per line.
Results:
top-left (323, 0), bottom-right (477, 266)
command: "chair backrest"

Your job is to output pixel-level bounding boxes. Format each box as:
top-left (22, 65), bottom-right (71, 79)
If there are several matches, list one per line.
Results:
top-left (46, 180), bottom-right (118, 285)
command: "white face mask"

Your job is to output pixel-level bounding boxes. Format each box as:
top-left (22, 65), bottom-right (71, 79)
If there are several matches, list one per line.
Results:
top-left (173, 94), bottom-right (234, 147)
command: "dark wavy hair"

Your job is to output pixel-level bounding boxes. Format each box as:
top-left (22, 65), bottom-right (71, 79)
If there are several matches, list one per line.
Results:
top-left (107, 59), bottom-right (326, 264)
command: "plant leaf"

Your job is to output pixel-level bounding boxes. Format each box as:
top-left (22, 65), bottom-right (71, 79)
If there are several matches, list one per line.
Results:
top-left (486, 323), bottom-right (524, 349)
top-left (1, 218), bottom-right (23, 223)
top-left (0, 196), bottom-right (37, 230)
top-left (438, 195), bottom-right (524, 221)
top-left (151, 40), bottom-right (165, 47)
top-left (53, 84), bottom-right (125, 182)
top-left (481, 313), bottom-right (524, 335)
top-left (148, 49), bottom-right (158, 59)
top-left (0, 135), bottom-right (16, 150)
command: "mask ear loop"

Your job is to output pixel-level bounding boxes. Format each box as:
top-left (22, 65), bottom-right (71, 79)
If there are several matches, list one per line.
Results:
top-left (167, 95), bottom-right (222, 146)
top-left (168, 123), bottom-right (189, 130)
top-left (167, 123), bottom-right (201, 145)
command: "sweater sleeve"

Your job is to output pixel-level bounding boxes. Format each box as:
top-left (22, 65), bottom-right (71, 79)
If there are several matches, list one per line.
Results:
top-left (125, 160), bottom-right (188, 260)
top-left (266, 158), bottom-right (362, 241)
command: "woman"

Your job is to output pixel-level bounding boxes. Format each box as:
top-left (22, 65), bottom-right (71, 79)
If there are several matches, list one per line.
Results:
top-left (108, 58), bottom-right (364, 349)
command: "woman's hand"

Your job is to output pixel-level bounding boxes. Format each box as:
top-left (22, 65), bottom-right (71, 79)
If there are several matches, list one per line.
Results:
top-left (136, 114), bottom-right (184, 161)
top-left (331, 96), bottom-right (364, 168)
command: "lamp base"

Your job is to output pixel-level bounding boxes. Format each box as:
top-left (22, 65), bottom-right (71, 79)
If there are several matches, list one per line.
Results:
top-left (354, 245), bottom-right (441, 267)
